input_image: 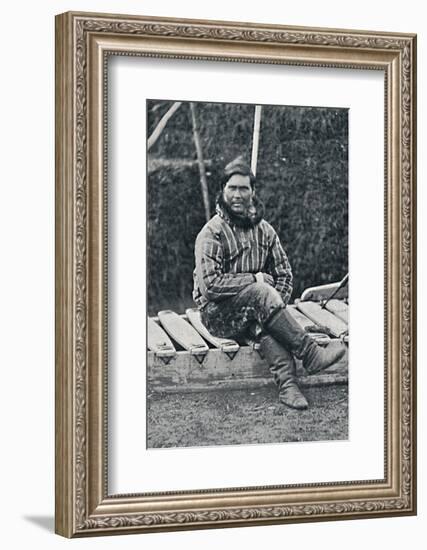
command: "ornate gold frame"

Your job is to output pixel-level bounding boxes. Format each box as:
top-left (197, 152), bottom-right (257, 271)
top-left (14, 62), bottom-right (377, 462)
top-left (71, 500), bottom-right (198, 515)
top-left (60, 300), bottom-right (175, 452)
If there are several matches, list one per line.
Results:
top-left (55, 11), bottom-right (417, 537)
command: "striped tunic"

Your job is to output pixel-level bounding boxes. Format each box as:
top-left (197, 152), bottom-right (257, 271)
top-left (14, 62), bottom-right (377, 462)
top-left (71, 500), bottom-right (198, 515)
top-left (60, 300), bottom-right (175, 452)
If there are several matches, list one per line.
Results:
top-left (193, 212), bottom-right (293, 309)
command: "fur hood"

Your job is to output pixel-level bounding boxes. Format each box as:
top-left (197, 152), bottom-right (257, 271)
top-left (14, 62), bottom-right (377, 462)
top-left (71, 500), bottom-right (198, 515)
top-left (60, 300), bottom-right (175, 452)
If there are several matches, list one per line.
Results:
top-left (215, 192), bottom-right (265, 229)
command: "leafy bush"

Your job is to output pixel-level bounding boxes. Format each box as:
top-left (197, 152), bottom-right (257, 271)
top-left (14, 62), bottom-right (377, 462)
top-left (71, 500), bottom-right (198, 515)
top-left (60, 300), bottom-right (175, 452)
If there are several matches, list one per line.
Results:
top-left (147, 101), bottom-right (348, 315)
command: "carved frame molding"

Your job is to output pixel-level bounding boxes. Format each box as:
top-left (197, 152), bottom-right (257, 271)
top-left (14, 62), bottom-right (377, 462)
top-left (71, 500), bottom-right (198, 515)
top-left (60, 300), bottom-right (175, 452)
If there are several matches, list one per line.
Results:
top-left (55, 12), bottom-right (416, 537)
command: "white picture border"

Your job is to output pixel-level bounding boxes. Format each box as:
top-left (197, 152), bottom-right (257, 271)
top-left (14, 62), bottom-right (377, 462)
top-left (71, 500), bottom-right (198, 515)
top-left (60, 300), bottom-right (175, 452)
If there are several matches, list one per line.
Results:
top-left (107, 56), bottom-right (385, 494)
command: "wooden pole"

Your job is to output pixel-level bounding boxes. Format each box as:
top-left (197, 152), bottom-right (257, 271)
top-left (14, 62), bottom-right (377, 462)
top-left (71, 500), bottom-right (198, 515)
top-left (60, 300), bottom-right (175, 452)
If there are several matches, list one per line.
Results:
top-left (189, 102), bottom-right (211, 223)
top-left (251, 105), bottom-right (262, 176)
top-left (147, 101), bottom-right (182, 152)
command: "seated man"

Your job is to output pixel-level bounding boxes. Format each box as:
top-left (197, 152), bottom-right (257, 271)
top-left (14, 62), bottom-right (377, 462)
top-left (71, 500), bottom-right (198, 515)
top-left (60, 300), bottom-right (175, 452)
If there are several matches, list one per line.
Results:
top-left (193, 157), bottom-right (345, 410)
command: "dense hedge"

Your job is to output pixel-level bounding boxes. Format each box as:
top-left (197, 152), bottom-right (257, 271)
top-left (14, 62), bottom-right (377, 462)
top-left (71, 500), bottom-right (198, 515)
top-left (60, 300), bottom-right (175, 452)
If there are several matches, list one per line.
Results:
top-left (147, 100), bottom-right (348, 315)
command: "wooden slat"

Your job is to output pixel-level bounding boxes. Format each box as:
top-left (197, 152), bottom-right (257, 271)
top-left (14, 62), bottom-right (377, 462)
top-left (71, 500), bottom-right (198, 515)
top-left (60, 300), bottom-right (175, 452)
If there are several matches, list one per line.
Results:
top-left (288, 305), bottom-right (331, 344)
top-left (287, 304), bottom-right (317, 330)
top-left (147, 318), bottom-right (176, 359)
top-left (158, 310), bottom-right (209, 357)
top-left (325, 299), bottom-right (349, 324)
top-left (297, 301), bottom-right (348, 337)
top-left (185, 308), bottom-right (239, 354)
top-left (300, 281), bottom-right (348, 302)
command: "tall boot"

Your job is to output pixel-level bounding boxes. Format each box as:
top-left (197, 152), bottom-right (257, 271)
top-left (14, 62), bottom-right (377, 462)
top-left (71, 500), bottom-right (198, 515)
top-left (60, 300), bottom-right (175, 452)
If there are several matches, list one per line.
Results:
top-left (266, 307), bottom-right (346, 374)
top-left (259, 333), bottom-right (308, 410)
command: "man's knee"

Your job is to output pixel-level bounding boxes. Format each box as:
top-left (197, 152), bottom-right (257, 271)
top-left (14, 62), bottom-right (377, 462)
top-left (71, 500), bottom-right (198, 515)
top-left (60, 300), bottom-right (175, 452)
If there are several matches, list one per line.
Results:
top-left (250, 281), bottom-right (282, 301)
top-left (244, 282), bottom-right (284, 319)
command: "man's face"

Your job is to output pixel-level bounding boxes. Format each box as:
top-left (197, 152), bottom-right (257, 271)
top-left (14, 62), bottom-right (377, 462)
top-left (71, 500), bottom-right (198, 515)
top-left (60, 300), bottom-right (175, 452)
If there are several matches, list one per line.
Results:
top-left (223, 174), bottom-right (253, 215)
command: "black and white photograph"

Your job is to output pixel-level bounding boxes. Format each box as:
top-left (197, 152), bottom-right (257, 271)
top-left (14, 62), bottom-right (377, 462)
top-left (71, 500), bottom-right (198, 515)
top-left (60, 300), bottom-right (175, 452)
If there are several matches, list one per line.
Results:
top-left (146, 99), bottom-right (349, 449)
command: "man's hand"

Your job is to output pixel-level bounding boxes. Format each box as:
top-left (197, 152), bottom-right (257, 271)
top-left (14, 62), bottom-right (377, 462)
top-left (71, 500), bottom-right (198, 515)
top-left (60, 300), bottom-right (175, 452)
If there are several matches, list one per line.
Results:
top-left (255, 272), bottom-right (275, 286)
top-left (262, 273), bottom-right (275, 286)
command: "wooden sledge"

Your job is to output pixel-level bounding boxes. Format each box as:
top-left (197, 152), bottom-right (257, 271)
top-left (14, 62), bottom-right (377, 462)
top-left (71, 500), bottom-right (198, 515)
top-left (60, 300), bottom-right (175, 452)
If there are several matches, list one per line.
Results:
top-left (147, 280), bottom-right (349, 393)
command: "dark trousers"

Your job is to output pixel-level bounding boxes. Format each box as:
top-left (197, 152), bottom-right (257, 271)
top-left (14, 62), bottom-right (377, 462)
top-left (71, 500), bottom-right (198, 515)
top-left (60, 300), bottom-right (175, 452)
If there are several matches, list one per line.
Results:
top-left (200, 282), bottom-right (284, 341)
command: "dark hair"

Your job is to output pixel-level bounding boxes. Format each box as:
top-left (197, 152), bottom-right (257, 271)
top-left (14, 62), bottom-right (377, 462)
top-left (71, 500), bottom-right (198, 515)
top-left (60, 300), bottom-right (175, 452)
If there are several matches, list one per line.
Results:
top-left (221, 157), bottom-right (256, 189)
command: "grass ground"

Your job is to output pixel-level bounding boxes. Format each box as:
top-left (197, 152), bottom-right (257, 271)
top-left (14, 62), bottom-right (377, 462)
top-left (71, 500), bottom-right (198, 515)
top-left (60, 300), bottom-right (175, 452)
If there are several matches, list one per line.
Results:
top-left (147, 384), bottom-right (348, 449)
